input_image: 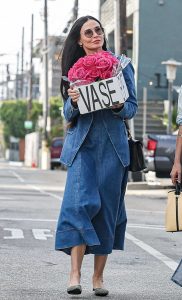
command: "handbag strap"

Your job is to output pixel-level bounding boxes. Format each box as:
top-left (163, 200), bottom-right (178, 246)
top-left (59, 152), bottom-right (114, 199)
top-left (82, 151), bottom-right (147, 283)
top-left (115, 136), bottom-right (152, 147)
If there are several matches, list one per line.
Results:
top-left (124, 120), bottom-right (132, 139)
top-left (175, 181), bottom-right (181, 195)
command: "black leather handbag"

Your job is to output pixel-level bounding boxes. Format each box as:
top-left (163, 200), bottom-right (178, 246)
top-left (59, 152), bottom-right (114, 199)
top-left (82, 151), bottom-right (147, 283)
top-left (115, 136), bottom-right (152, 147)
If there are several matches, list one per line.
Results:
top-left (124, 120), bottom-right (146, 172)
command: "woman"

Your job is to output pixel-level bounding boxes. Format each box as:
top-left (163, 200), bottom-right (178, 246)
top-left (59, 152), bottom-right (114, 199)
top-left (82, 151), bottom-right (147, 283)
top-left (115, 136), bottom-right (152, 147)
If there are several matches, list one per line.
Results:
top-left (170, 86), bottom-right (182, 287)
top-left (55, 15), bottom-right (137, 296)
top-left (170, 86), bottom-right (182, 184)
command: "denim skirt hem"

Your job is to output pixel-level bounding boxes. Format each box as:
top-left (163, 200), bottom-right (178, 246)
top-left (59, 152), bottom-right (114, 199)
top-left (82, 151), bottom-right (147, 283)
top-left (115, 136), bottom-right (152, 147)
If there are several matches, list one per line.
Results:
top-left (55, 222), bottom-right (126, 256)
top-left (55, 227), bottom-right (100, 254)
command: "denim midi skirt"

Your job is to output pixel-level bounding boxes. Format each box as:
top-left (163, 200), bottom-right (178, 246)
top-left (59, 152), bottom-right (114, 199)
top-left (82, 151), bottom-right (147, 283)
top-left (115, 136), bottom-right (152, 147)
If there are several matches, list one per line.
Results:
top-left (55, 111), bottom-right (128, 255)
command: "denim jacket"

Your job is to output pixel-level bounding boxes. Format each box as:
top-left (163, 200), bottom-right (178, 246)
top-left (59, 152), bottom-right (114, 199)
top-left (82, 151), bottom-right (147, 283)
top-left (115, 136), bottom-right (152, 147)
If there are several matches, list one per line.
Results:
top-left (60, 61), bottom-right (138, 167)
top-left (176, 85), bottom-right (182, 125)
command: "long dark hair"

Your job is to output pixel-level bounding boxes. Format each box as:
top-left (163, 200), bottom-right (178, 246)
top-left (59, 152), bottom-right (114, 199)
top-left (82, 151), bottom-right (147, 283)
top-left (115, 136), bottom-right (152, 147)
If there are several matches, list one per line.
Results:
top-left (60, 15), bottom-right (107, 100)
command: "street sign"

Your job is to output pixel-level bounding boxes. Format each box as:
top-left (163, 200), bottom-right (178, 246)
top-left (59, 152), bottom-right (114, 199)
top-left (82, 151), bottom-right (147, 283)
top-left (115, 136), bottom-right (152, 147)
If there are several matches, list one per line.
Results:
top-left (24, 120), bottom-right (33, 129)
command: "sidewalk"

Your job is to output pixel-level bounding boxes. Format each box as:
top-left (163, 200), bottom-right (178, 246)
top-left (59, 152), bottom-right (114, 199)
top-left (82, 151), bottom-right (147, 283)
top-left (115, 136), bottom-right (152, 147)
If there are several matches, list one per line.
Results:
top-left (1, 159), bottom-right (173, 195)
top-left (127, 171), bottom-right (173, 190)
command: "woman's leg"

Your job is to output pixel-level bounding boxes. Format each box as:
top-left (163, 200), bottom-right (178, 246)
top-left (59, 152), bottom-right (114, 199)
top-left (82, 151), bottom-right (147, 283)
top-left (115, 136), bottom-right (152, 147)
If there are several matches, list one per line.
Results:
top-left (92, 255), bottom-right (108, 288)
top-left (69, 244), bottom-right (86, 286)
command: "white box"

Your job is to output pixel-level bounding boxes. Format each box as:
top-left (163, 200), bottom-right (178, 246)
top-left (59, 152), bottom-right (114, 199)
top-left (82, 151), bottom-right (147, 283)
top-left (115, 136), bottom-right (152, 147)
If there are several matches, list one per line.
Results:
top-left (77, 71), bottom-right (129, 114)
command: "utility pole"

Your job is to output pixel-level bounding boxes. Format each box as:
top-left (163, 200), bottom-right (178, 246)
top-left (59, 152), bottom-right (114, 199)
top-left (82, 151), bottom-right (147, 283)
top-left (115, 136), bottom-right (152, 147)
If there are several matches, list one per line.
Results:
top-left (41, 0), bottom-right (50, 170)
top-left (43, 0), bottom-right (49, 140)
top-left (16, 52), bottom-right (19, 99)
top-left (114, 0), bottom-right (127, 55)
top-left (6, 64), bottom-right (10, 100)
top-left (63, 0), bottom-right (79, 33)
top-left (21, 27), bottom-right (24, 98)
top-left (73, 0), bottom-right (78, 21)
top-left (27, 14), bottom-right (34, 119)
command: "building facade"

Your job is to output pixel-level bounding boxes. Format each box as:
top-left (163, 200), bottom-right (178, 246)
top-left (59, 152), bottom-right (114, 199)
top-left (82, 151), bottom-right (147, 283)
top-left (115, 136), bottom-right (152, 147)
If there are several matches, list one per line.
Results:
top-left (34, 35), bottom-right (65, 103)
top-left (100, 0), bottom-right (182, 101)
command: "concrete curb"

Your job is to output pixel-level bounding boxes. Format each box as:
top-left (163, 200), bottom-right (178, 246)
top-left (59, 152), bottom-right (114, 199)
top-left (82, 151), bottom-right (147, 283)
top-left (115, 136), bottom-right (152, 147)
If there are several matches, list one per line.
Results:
top-left (127, 181), bottom-right (173, 190)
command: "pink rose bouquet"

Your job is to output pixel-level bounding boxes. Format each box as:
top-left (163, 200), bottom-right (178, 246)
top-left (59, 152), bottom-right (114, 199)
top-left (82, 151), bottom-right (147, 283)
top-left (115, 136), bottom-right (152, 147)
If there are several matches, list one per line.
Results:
top-left (67, 51), bottom-right (119, 85)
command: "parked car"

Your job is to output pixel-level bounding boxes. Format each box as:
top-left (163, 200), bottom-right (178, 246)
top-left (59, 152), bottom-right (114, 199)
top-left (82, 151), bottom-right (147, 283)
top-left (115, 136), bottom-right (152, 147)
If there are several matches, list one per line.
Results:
top-left (50, 137), bottom-right (64, 170)
top-left (143, 133), bottom-right (177, 178)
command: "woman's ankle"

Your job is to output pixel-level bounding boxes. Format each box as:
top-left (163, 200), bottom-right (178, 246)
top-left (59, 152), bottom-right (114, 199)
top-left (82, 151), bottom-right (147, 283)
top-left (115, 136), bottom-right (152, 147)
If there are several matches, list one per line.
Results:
top-left (69, 270), bottom-right (81, 286)
top-left (92, 274), bottom-right (104, 288)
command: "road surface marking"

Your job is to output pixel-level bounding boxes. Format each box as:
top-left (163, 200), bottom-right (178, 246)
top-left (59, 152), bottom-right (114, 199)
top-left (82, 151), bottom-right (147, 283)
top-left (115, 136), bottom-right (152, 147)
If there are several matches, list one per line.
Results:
top-left (127, 209), bottom-right (164, 214)
top-left (0, 184), bottom-right (64, 191)
top-left (0, 218), bottom-right (165, 230)
top-left (126, 232), bottom-right (178, 271)
top-left (28, 184), bottom-right (61, 200)
top-left (126, 190), bottom-right (168, 196)
top-left (9, 171), bottom-right (25, 182)
top-left (32, 229), bottom-right (53, 240)
top-left (3, 228), bottom-right (24, 239)
top-left (6, 171), bottom-right (62, 200)
top-left (127, 224), bottom-right (165, 230)
top-left (0, 217), bottom-right (57, 222)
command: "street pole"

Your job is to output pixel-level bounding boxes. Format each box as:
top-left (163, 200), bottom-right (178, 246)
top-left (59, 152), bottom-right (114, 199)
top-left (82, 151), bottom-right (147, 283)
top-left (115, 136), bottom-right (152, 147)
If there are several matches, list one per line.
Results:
top-left (114, 0), bottom-right (121, 55)
top-left (21, 27), bottom-right (24, 99)
top-left (73, 0), bottom-right (78, 21)
top-left (28, 14), bottom-right (34, 119)
top-left (142, 87), bottom-right (147, 139)
top-left (6, 64), bottom-right (10, 100)
top-left (16, 52), bottom-right (19, 99)
top-left (43, 0), bottom-right (49, 140)
top-left (41, 0), bottom-right (50, 170)
top-left (167, 81), bottom-right (173, 134)
top-left (161, 59), bottom-right (182, 134)
top-left (114, 0), bottom-right (127, 55)
top-left (120, 0), bottom-right (127, 55)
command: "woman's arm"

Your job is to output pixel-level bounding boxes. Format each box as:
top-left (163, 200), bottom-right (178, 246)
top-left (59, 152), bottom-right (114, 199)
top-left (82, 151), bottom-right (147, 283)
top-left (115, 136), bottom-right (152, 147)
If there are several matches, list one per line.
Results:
top-left (170, 125), bottom-right (182, 184)
top-left (111, 63), bottom-right (138, 119)
top-left (63, 96), bottom-right (80, 122)
top-left (63, 87), bottom-right (80, 122)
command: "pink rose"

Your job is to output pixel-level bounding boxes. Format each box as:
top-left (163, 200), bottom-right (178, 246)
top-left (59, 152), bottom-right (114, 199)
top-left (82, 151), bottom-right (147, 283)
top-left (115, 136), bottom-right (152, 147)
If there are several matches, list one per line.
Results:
top-left (86, 68), bottom-right (100, 79)
top-left (100, 70), bottom-right (113, 80)
top-left (68, 66), bottom-right (76, 81)
top-left (96, 56), bottom-right (113, 71)
top-left (67, 50), bottom-right (119, 84)
top-left (82, 55), bottom-right (97, 68)
top-left (74, 67), bottom-right (88, 80)
top-left (68, 66), bottom-right (87, 81)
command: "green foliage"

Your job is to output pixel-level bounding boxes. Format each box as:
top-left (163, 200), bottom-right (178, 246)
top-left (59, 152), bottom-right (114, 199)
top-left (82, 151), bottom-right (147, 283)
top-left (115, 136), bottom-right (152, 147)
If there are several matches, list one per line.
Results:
top-left (29, 101), bottom-right (42, 122)
top-left (152, 105), bottom-right (178, 132)
top-left (172, 106), bottom-right (178, 130)
top-left (0, 96), bottom-right (64, 147)
top-left (49, 96), bottom-right (64, 140)
top-left (161, 105), bottom-right (178, 131)
top-left (0, 100), bottom-right (42, 146)
top-left (50, 96), bottom-right (63, 119)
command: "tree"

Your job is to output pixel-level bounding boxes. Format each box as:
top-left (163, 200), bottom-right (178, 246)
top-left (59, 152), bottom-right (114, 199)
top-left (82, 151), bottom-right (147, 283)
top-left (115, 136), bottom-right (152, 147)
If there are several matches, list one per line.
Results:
top-left (0, 97), bottom-right (64, 148)
top-left (49, 96), bottom-right (64, 140)
top-left (0, 100), bottom-right (42, 147)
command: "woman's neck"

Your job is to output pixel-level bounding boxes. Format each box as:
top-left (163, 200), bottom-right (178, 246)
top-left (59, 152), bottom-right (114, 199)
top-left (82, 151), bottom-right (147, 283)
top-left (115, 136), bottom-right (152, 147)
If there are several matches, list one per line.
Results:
top-left (84, 48), bottom-right (103, 55)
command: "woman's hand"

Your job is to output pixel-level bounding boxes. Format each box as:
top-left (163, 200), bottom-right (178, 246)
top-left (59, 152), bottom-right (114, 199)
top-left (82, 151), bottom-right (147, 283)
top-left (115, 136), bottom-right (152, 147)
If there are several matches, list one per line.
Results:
top-left (68, 87), bottom-right (80, 108)
top-left (111, 103), bottom-right (124, 110)
top-left (170, 162), bottom-right (182, 185)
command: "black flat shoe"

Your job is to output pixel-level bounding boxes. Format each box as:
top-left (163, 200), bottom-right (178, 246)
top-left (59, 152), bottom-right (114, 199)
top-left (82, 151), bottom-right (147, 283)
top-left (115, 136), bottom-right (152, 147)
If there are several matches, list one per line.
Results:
top-left (67, 285), bottom-right (82, 295)
top-left (93, 288), bottom-right (109, 296)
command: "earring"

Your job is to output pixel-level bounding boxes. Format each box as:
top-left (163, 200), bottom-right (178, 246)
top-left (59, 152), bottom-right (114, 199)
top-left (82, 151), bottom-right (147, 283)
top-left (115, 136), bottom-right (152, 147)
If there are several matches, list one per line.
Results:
top-left (79, 43), bottom-right (83, 47)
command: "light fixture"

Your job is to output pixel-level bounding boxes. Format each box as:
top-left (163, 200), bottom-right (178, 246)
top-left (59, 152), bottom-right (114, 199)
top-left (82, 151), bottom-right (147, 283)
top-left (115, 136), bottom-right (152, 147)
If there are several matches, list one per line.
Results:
top-left (158, 0), bottom-right (165, 6)
top-left (161, 59), bottom-right (182, 82)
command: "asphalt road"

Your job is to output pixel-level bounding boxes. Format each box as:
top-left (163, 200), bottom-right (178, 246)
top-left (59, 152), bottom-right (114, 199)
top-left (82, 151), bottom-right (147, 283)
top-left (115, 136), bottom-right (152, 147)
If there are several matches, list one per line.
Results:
top-left (0, 160), bottom-right (182, 300)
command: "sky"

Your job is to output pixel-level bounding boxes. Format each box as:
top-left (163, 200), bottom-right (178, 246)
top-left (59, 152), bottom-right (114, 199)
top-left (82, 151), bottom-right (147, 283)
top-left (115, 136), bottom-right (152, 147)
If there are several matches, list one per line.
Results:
top-left (0, 0), bottom-right (99, 77)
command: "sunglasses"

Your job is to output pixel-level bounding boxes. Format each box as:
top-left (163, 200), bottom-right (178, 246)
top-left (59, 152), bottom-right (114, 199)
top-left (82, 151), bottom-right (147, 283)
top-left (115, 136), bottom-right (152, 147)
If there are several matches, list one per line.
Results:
top-left (83, 26), bottom-right (104, 38)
